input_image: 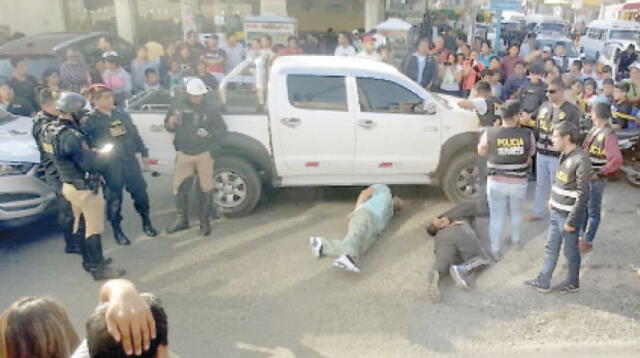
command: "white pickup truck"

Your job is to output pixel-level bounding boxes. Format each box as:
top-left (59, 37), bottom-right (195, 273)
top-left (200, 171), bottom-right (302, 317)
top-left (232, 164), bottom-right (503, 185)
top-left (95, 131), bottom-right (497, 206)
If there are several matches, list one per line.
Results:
top-left (128, 55), bottom-right (482, 217)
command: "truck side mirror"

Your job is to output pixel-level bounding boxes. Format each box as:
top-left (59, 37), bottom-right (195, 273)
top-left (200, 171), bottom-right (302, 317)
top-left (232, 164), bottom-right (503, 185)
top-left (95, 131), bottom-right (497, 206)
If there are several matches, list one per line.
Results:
top-left (424, 102), bottom-right (437, 115)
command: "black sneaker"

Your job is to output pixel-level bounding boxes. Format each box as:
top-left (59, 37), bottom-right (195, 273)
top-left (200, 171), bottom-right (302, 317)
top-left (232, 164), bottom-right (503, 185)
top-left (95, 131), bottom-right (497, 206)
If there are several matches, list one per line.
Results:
top-left (552, 281), bottom-right (580, 293)
top-left (523, 278), bottom-right (551, 293)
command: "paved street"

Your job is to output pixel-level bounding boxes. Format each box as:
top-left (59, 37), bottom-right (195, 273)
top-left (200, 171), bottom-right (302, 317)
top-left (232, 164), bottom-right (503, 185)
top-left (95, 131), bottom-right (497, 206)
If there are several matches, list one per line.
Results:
top-left (2, 174), bottom-right (640, 357)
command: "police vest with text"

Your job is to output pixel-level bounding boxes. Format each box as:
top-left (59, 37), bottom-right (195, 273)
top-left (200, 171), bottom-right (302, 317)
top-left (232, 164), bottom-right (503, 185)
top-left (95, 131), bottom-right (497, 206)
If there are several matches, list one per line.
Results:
top-left (477, 97), bottom-right (501, 127)
top-left (486, 127), bottom-right (531, 179)
top-left (536, 102), bottom-right (577, 157)
top-left (583, 126), bottom-right (613, 175)
top-left (550, 150), bottom-right (584, 215)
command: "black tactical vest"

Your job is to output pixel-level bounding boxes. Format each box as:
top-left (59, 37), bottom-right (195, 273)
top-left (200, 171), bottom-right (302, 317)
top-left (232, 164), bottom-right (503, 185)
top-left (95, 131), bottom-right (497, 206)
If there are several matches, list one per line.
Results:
top-left (477, 97), bottom-right (501, 127)
top-left (583, 126), bottom-right (613, 174)
top-left (536, 102), bottom-right (580, 156)
top-left (521, 81), bottom-right (547, 113)
top-left (47, 121), bottom-right (85, 183)
top-left (486, 126), bottom-right (531, 179)
top-left (550, 149), bottom-right (585, 215)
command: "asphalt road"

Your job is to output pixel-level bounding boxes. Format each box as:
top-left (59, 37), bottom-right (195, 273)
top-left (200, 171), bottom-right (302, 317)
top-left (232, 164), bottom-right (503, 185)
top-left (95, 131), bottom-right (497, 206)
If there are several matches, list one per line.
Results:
top-left (1, 174), bottom-right (640, 357)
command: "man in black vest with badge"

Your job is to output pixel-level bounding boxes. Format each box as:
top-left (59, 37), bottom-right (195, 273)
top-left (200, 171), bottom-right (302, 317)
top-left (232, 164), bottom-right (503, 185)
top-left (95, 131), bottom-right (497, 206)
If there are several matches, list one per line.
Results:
top-left (579, 103), bottom-right (623, 254)
top-left (521, 79), bottom-right (582, 222)
top-left (478, 100), bottom-right (535, 259)
top-left (517, 63), bottom-right (547, 128)
top-left (457, 81), bottom-right (502, 214)
top-left (82, 84), bottom-right (158, 245)
top-left (48, 92), bottom-right (125, 280)
top-left (524, 121), bottom-right (591, 293)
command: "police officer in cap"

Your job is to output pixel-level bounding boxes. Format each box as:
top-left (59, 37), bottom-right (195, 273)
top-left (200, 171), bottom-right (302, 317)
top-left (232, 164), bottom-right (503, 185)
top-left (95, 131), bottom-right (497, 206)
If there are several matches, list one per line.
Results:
top-left (82, 84), bottom-right (157, 245)
top-left (48, 92), bottom-right (125, 280)
top-left (32, 88), bottom-right (80, 254)
top-left (518, 63), bottom-right (548, 128)
top-left (164, 77), bottom-right (227, 236)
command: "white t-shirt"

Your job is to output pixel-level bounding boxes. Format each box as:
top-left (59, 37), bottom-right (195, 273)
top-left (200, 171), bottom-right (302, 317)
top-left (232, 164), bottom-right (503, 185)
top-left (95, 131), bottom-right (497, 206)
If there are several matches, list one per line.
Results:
top-left (335, 45), bottom-right (357, 57)
top-left (471, 98), bottom-right (488, 116)
top-left (357, 51), bottom-right (381, 61)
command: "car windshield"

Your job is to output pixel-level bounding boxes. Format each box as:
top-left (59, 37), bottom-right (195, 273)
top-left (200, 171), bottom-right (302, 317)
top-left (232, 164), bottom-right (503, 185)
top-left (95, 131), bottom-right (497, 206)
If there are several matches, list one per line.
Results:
top-left (0, 56), bottom-right (59, 82)
top-left (540, 40), bottom-right (578, 57)
top-left (609, 30), bottom-right (640, 42)
top-left (539, 23), bottom-right (566, 33)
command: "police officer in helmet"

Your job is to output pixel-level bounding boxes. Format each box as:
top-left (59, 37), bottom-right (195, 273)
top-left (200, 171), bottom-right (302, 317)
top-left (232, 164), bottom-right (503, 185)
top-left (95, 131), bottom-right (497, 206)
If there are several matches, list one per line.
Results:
top-left (82, 84), bottom-right (158, 245)
top-left (49, 92), bottom-right (125, 280)
top-left (518, 63), bottom-right (548, 128)
top-left (164, 77), bottom-right (227, 236)
top-left (32, 88), bottom-right (79, 254)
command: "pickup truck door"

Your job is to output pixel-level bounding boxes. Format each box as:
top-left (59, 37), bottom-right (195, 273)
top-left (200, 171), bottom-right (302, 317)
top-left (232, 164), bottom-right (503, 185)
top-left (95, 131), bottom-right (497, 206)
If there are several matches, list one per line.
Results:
top-left (353, 77), bottom-right (441, 174)
top-left (272, 74), bottom-right (356, 175)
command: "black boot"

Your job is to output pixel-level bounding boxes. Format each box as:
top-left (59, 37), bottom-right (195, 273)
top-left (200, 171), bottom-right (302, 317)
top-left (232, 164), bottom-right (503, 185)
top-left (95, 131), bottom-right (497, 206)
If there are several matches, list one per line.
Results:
top-left (449, 257), bottom-right (491, 290)
top-left (141, 213), bottom-right (158, 237)
top-left (63, 231), bottom-right (81, 254)
top-left (199, 191), bottom-right (213, 236)
top-left (85, 235), bottom-right (125, 280)
top-left (166, 183), bottom-right (190, 234)
top-left (112, 223), bottom-right (131, 246)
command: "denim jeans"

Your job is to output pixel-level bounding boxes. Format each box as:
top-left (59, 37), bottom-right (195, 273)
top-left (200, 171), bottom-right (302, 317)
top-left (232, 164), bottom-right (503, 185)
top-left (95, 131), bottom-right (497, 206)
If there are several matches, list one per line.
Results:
top-left (487, 180), bottom-right (528, 255)
top-left (539, 210), bottom-right (581, 286)
top-left (532, 153), bottom-right (560, 217)
top-left (580, 179), bottom-right (606, 243)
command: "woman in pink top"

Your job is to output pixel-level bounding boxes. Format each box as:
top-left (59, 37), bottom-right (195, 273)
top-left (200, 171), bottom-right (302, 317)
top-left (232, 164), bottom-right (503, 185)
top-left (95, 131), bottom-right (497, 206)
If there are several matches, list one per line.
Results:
top-left (461, 51), bottom-right (484, 98)
top-left (279, 36), bottom-right (304, 56)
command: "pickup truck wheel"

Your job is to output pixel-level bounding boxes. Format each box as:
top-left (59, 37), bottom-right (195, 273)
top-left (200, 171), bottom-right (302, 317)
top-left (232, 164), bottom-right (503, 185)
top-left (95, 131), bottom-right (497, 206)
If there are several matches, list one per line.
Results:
top-left (441, 151), bottom-right (481, 203)
top-left (213, 157), bottom-right (262, 218)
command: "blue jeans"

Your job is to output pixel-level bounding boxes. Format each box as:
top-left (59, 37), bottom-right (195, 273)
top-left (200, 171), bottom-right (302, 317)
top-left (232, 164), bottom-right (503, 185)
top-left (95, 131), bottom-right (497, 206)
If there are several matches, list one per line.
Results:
top-left (539, 210), bottom-right (581, 286)
top-left (487, 179), bottom-right (528, 254)
top-left (580, 179), bottom-right (606, 243)
top-left (532, 153), bottom-right (560, 217)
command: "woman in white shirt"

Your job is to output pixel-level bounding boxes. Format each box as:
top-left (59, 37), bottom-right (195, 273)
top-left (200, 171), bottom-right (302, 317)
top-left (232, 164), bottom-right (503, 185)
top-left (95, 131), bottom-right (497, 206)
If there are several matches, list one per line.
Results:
top-left (334, 32), bottom-right (356, 57)
top-left (439, 53), bottom-right (463, 96)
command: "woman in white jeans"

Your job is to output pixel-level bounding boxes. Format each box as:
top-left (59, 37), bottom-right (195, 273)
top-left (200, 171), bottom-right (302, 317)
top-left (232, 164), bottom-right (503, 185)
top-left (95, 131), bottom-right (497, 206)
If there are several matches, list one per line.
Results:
top-left (477, 100), bottom-right (537, 259)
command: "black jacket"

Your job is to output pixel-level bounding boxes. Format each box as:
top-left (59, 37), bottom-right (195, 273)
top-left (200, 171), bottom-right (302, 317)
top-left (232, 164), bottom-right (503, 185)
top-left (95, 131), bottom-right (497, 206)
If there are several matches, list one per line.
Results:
top-left (82, 108), bottom-right (148, 163)
top-left (164, 99), bottom-right (227, 155)
top-left (402, 53), bottom-right (438, 88)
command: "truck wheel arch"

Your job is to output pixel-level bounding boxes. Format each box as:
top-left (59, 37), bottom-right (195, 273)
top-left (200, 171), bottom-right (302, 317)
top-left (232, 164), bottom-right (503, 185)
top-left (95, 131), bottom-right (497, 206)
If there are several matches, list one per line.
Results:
top-left (435, 132), bottom-right (480, 180)
top-left (217, 132), bottom-right (275, 182)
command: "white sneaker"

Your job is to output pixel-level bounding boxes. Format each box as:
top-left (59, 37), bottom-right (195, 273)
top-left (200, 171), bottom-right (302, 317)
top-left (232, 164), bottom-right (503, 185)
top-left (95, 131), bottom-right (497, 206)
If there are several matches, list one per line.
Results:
top-left (309, 237), bottom-right (324, 259)
top-left (333, 255), bottom-right (360, 273)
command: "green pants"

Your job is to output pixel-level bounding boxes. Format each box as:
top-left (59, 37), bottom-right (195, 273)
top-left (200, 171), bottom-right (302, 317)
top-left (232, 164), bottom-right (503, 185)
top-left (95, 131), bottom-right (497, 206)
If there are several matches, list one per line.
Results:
top-left (321, 209), bottom-right (380, 258)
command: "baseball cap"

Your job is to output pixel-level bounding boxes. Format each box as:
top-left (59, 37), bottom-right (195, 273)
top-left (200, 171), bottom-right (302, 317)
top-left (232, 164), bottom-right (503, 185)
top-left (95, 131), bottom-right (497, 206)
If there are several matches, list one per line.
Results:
top-left (186, 78), bottom-right (208, 95)
top-left (629, 62), bottom-right (640, 72)
top-left (542, 46), bottom-right (552, 53)
top-left (362, 35), bottom-right (376, 43)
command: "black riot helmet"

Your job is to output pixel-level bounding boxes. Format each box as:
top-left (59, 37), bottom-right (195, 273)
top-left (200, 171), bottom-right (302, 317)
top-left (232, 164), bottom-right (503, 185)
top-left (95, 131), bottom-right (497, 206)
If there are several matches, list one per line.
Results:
top-left (56, 92), bottom-right (87, 115)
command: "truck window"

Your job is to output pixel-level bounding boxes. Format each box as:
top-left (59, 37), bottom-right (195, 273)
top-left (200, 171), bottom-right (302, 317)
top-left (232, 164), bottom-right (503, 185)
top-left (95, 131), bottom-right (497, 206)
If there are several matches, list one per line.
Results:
top-left (356, 77), bottom-right (423, 114)
top-left (287, 75), bottom-right (347, 111)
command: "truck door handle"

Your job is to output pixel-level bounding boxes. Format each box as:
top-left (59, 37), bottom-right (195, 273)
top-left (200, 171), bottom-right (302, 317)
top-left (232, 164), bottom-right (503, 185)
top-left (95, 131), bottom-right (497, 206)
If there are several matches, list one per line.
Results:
top-left (281, 117), bottom-right (302, 128)
top-left (358, 119), bottom-right (377, 129)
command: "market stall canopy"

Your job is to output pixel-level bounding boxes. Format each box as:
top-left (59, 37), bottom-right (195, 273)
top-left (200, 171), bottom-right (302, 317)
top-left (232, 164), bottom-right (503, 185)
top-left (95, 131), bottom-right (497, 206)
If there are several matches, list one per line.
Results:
top-left (376, 18), bottom-right (413, 31)
top-left (623, 2), bottom-right (640, 11)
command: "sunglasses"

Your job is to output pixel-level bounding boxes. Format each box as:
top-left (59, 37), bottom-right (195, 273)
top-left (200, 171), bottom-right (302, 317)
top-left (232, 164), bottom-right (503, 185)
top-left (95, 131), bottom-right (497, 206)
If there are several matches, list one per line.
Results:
top-left (547, 89), bottom-right (558, 94)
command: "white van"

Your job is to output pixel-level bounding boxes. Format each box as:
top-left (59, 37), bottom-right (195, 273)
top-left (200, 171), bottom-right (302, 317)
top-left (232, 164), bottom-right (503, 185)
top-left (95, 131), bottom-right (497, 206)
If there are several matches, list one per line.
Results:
top-left (581, 20), bottom-right (640, 59)
top-left (525, 14), bottom-right (569, 36)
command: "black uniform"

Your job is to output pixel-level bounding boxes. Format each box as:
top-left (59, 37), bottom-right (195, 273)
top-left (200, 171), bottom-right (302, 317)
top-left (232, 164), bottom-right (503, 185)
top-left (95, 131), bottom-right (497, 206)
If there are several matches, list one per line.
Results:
top-left (33, 111), bottom-right (77, 253)
top-left (486, 126), bottom-right (532, 179)
top-left (82, 107), bottom-right (155, 243)
top-left (164, 99), bottom-right (227, 156)
top-left (536, 101), bottom-right (582, 157)
top-left (611, 100), bottom-right (635, 130)
top-left (477, 96), bottom-right (502, 127)
top-left (518, 79), bottom-right (548, 121)
top-left (549, 148), bottom-right (591, 229)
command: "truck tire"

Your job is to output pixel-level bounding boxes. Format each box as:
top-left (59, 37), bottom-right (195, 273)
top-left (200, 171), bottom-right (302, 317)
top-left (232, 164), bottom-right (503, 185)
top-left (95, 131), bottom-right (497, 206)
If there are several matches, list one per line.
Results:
top-left (441, 151), bottom-right (481, 203)
top-left (213, 156), bottom-right (262, 218)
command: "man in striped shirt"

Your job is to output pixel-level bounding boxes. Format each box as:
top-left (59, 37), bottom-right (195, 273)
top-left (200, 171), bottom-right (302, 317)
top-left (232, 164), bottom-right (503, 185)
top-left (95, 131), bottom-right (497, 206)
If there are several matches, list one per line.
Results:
top-left (579, 103), bottom-right (623, 254)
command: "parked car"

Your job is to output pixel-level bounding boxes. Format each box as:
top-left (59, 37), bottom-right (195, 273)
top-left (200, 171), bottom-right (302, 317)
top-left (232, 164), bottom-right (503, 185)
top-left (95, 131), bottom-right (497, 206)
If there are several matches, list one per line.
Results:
top-left (581, 20), bottom-right (640, 60)
top-left (525, 14), bottom-right (569, 37)
top-left (536, 34), bottom-right (582, 67)
top-left (130, 56), bottom-right (482, 217)
top-left (0, 32), bottom-right (135, 83)
top-left (599, 41), bottom-right (626, 78)
top-left (0, 109), bottom-right (56, 230)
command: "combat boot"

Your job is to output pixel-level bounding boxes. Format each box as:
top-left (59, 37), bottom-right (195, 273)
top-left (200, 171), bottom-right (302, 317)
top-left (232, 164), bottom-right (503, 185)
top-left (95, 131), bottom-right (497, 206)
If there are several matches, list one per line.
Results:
top-left (449, 257), bottom-right (491, 290)
top-left (141, 212), bottom-right (158, 237)
top-left (85, 235), bottom-right (125, 281)
top-left (166, 187), bottom-right (190, 234)
top-left (199, 191), bottom-right (213, 237)
top-left (111, 223), bottom-right (131, 245)
top-left (63, 231), bottom-right (81, 254)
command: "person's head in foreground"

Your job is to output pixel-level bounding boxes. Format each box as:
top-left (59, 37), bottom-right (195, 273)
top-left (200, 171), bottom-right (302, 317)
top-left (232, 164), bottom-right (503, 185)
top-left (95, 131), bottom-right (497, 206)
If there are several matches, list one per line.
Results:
top-left (87, 294), bottom-right (168, 358)
top-left (551, 121), bottom-right (580, 153)
top-left (0, 296), bottom-right (80, 358)
top-left (426, 216), bottom-right (451, 237)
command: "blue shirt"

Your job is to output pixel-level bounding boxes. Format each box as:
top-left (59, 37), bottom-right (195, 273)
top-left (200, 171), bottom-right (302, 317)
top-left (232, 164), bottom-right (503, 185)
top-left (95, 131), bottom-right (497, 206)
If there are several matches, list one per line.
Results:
top-left (359, 184), bottom-right (393, 232)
